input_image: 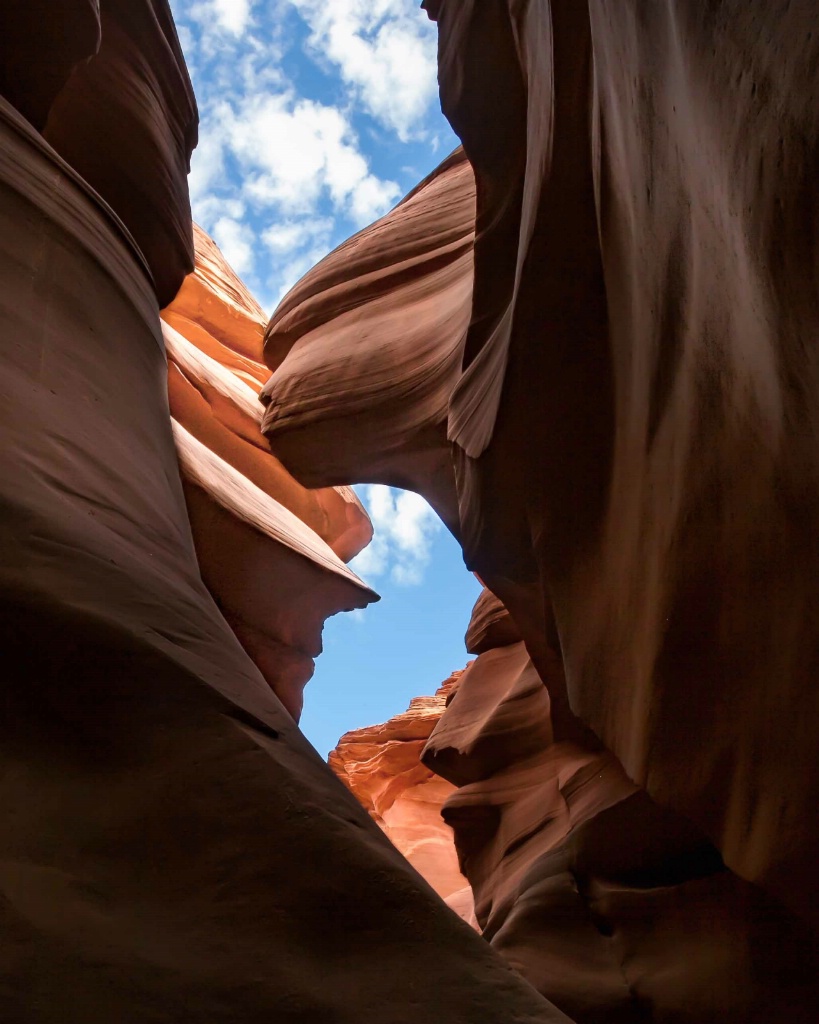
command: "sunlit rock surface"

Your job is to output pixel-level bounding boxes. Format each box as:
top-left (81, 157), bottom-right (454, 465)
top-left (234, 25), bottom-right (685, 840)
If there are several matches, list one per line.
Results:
top-left (329, 671), bottom-right (468, 903)
top-left (162, 227), bottom-right (377, 718)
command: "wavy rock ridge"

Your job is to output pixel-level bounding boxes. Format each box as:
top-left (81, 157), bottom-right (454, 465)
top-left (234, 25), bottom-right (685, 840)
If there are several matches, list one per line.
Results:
top-left (162, 226), bottom-right (377, 719)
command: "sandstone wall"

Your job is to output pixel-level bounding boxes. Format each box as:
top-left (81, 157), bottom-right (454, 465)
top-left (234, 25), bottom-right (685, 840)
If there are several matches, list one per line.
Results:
top-left (262, 3), bottom-right (819, 1017)
top-left (162, 226), bottom-right (377, 719)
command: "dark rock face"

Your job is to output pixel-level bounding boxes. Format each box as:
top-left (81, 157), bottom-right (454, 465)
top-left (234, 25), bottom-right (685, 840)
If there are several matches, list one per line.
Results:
top-left (423, 594), bottom-right (819, 1022)
top-left (42, 0), bottom-right (198, 306)
top-left (431, 0), bottom-right (819, 938)
top-left (0, 0), bottom-right (101, 130)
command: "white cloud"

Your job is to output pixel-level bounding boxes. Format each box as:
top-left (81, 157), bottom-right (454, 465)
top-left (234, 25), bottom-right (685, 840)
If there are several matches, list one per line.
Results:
top-left (350, 485), bottom-right (441, 587)
top-left (288, 0), bottom-right (438, 140)
top-left (188, 129), bottom-right (226, 205)
top-left (262, 217), bottom-right (333, 254)
top-left (211, 215), bottom-right (255, 274)
top-left (191, 0), bottom-right (253, 37)
top-left (169, 0), bottom-right (442, 318)
top-left (187, 87), bottom-right (398, 309)
top-left (226, 93), bottom-right (400, 224)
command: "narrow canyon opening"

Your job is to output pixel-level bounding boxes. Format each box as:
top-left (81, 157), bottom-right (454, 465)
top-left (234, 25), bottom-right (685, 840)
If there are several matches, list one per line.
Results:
top-left (2, 1), bottom-right (818, 1022)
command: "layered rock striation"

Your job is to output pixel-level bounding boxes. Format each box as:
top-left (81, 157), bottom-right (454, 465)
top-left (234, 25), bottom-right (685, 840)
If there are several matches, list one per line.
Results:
top-left (162, 227), bottom-right (377, 719)
top-left (425, 1), bottom-right (819, 935)
top-left (261, 147), bottom-right (475, 535)
top-left (330, 672), bottom-right (467, 903)
top-left (419, 589), bottom-right (819, 1021)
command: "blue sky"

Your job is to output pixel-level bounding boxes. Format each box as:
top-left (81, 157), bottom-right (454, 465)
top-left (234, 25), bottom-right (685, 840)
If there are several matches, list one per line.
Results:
top-left (168, 0), bottom-right (479, 756)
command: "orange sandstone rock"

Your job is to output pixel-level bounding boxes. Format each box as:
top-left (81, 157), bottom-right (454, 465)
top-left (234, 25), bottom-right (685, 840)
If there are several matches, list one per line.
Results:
top-left (330, 672), bottom-right (469, 903)
top-left (162, 227), bottom-right (377, 718)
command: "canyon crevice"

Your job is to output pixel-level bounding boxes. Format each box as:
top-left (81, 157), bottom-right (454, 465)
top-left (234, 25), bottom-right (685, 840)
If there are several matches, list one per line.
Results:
top-left (2, 1), bottom-right (818, 1021)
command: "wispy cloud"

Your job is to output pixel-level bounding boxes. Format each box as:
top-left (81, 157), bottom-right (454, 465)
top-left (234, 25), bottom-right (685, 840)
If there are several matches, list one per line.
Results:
top-left (189, 0), bottom-right (254, 38)
top-left (350, 485), bottom-right (441, 587)
top-left (286, 0), bottom-right (439, 141)
top-left (225, 92), bottom-right (400, 221)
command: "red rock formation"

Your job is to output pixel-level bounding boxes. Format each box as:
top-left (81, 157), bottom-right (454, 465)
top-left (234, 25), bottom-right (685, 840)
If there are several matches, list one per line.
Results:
top-left (330, 672), bottom-right (468, 903)
top-left (0, 10), bottom-right (572, 1020)
top-left (163, 227), bottom-right (372, 563)
top-left (162, 227), bottom-right (378, 719)
top-left (261, 147), bottom-right (475, 535)
top-left (420, 591), bottom-right (819, 1020)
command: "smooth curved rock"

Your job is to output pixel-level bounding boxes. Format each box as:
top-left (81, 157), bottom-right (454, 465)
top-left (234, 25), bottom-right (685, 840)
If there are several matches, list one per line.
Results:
top-left (424, 604), bottom-right (819, 1021)
top-left (168, 223), bottom-right (270, 366)
top-left (162, 227), bottom-right (373, 564)
top-left (43, 0), bottom-right (197, 305)
top-left (161, 226), bottom-right (377, 715)
top-left (0, 0), bottom-right (101, 130)
top-left (174, 421), bottom-right (377, 719)
top-left (428, 1), bottom-right (819, 948)
top-left (330, 671), bottom-right (467, 900)
top-left (261, 148), bottom-right (475, 534)
top-left (424, 643), bottom-right (551, 786)
top-left (0, 92), bottom-right (571, 1024)
top-left (465, 586), bottom-right (522, 655)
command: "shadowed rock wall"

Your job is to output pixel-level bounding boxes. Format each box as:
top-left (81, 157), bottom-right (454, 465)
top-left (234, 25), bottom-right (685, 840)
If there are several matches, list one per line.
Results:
top-left (262, 2), bottom-right (819, 1018)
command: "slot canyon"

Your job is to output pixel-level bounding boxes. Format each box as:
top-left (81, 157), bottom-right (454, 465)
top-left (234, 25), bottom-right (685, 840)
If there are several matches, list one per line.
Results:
top-left (1, 1), bottom-right (818, 1021)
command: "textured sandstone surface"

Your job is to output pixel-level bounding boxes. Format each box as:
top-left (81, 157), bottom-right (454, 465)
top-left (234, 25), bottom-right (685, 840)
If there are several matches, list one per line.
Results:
top-left (163, 226), bottom-right (372, 563)
top-left (261, 147), bottom-right (475, 535)
top-left (428, 2), bottom-right (819, 939)
top-left (162, 227), bottom-right (377, 718)
top-left (330, 672), bottom-right (468, 902)
top-left (422, 590), bottom-right (819, 1021)
top-left (5, 0), bottom-right (819, 1019)
top-left (261, 4), bottom-right (819, 1014)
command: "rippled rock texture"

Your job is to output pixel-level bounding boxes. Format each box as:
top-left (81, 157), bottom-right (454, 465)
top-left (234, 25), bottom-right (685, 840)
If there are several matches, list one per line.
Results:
top-left (330, 672), bottom-right (468, 903)
top-left (162, 226), bottom-right (377, 719)
top-left (261, 147), bottom-right (475, 535)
